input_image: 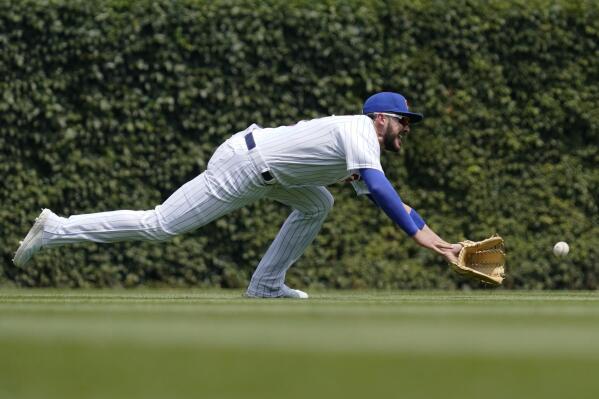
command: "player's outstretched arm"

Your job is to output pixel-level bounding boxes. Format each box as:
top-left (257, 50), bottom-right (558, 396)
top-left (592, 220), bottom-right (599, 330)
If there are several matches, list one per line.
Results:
top-left (360, 168), bottom-right (461, 263)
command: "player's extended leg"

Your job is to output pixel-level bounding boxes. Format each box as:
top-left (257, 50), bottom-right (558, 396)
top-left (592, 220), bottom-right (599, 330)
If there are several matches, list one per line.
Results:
top-left (246, 186), bottom-right (334, 298)
top-left (40, 172), bottom-right (245, 246)
top-left (13, 141), bottom-right (269, 266)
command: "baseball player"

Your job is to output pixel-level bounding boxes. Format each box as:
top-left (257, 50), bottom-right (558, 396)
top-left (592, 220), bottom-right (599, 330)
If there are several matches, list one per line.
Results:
top-left (13, 92), bottom-right (462, 298)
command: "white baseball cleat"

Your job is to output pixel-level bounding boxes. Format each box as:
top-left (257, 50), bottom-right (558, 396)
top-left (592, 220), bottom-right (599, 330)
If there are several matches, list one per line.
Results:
top-left (280, 285), bottom-right (309, 299)
top-left (12, 209), bottom-right (54, 267)
top-left (245, 285), bottom-right (309, 299)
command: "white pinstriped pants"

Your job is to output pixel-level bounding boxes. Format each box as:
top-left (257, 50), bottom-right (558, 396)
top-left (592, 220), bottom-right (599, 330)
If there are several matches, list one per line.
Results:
top-left (41, 134), bottom-right (333, 297)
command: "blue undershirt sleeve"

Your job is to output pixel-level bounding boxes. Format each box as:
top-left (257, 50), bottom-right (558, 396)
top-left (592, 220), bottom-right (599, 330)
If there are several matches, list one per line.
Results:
top-left (409, 209), bottom-right (426, 230)
top-left (359, 168), bottom-right (419, 236)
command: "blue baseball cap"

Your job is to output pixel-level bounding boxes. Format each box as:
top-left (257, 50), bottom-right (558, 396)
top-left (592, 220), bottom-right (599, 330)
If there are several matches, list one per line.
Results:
top-left (362, 92), bottom-right (423, 123)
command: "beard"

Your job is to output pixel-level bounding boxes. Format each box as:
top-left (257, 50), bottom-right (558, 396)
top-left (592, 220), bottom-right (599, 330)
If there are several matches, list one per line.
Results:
top-left (383, 125), bottom-right (401, 153)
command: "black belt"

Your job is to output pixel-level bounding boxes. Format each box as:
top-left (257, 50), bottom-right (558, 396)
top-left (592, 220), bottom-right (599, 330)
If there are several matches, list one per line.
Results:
top-left (244, 132), bottom-right (275, 182)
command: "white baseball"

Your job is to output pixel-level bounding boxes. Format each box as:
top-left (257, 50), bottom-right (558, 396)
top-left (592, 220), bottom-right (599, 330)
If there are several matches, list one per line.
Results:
top-left (553, 241), bottom-right (569, 257)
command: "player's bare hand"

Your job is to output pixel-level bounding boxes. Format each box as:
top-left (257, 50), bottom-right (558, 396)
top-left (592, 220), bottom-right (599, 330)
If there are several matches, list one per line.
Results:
top-left (412, 230), bottom-right (462, 264)
top-left (442, 243), bottom-right (462, 264)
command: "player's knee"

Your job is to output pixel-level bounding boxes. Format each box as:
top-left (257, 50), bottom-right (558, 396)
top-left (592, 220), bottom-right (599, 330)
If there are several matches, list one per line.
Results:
top-left (152, 227), bottom-right (173, 241)
top-left (322, 191), bottom-right (334, 213)
top-left (144, 209), bottom-right (176, 241)
top-left (310, 190), bottom-right (334, 219)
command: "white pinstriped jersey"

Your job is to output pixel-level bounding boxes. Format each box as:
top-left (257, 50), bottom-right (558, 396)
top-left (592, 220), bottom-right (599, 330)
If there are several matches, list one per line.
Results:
top-left (251, 115), bottom-right (383, 187)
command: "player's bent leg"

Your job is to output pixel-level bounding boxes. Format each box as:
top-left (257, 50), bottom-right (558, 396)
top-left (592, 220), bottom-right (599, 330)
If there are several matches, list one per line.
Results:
top-left (246, 186), bottom-right (334, 298)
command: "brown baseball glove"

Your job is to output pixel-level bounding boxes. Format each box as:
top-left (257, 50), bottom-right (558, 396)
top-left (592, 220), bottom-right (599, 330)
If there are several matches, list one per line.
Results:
top-left (451, 235), bottom-right (506, 285)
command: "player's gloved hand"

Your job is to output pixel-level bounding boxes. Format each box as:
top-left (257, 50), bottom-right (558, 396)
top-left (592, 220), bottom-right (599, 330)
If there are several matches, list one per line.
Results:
top-left (451, 235), bottom-right (506, 285)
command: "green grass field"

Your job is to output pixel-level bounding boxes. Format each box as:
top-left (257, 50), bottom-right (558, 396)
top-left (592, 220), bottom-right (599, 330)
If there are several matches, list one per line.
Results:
top-left (1, 289), bottom-right (599, 399)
